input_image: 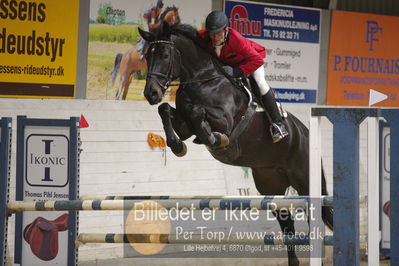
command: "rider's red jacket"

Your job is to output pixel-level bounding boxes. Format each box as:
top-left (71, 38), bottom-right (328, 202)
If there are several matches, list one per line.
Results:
top-left (198, 27), bottom-right (266, 76)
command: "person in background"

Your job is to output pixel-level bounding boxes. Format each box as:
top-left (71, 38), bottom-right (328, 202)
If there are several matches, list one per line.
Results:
top-left (198, 10), bottom-right (288, 143)
top-left (137, 0), bottom-right (164, 60)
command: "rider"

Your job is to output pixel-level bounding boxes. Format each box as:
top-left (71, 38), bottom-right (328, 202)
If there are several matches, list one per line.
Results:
top-left (198, 11), bottom-right (288, 143)
top-left (138, 0), bottom-right (164, 60)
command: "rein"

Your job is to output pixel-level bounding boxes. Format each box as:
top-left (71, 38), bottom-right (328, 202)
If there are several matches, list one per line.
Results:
top-left (167, 76), bottom-right (222, 87)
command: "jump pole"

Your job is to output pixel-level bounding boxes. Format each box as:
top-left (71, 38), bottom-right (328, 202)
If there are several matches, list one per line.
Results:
top-left (309, 114), bottom-right (322, 266)
top-left (77, 233), bottom-right (335, 246)
top-left (367, 116), bottom-right (379, 266)
top-left (0, 118), bottom-right (12, 266)
top-left (6, 196), bottom-right (332, 213)
top-left (79, 195), bottom-right (333, 202)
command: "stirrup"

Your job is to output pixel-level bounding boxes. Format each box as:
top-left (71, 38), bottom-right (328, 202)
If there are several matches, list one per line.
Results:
top-left (270, 123), bottom-right (288, 143)
top-left (193, 137), bottom-right (203, 144)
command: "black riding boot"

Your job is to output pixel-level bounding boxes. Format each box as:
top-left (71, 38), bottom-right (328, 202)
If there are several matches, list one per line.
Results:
top-left (261, 90), bottom-right (289, 143)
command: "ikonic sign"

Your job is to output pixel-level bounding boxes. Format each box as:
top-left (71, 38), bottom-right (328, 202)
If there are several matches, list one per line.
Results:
top-left (26, 134), bottom-right (69, 187)
top-left (16, 117), bottom-right (78, 266)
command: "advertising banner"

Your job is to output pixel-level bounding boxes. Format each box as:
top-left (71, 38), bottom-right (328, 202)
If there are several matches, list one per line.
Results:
top-left (88, 0), bottom-right (212, 100)
top-left (0, 0), bottom-right (79, 98)
top-left (14, 117), bottom-right (79, 266)
top-left (327, 11), bottom-right (399, 106)
top-left (225, 0), bottom-right (321, 103)
top-left (22, 130), bottom-right (70, 266)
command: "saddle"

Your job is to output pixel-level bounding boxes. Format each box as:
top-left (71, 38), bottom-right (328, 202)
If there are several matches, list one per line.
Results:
top-left (237, 76), bottom-right (287, 118)
top-left (193, 64), bottom-right (286, 145)
top-left (23, 213), bottom-right (69, 261)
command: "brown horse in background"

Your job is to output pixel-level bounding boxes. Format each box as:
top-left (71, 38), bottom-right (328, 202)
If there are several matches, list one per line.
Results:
top-left (111, 6), bottom-right (181, 100)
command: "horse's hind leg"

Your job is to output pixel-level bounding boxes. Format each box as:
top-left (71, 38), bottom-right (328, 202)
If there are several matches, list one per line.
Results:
top-left (252, 168), bottom-right (300, 266)
top-left (321, 168), bottom-right (333, 231)
top-left (273, 211), bottom-right (300, 266)
top-left (158, 103), bottom-right (189, 157)
top-left (189, 105), bottom-right (229, 147)
top-left (115, 76), bottom-right (125, 100)
top-left (121, 74), bottom-right (133, 100)
top-left (292, 167), bottom-right (333, 232)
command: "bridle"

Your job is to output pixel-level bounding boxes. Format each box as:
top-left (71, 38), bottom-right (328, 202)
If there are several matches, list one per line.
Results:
top-left (146, 39), bottom-right (223, 91)
top-left (146, 40), bottom-right (178, 92)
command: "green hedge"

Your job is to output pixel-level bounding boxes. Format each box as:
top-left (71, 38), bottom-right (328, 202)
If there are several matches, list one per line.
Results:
top-left (89, 24), bottom-right (141, 44)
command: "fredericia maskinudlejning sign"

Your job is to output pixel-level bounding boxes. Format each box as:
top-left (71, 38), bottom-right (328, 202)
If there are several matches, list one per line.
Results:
top-left (25, 134), bottom-right (69, 187)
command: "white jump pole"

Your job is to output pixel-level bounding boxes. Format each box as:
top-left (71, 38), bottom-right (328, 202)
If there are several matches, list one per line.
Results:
top-left (309, 115), bottom-right (322, 266)
top-left (367, 117), bottom-right (380, 265)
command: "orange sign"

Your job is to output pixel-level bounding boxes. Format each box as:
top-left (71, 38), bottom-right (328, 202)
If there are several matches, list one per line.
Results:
top-left (326, 10), bottom-right (399, 106)
top-left (0, 0), bottom-right (79, 98)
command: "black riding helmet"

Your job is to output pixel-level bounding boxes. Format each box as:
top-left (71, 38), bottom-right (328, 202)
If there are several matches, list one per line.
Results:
top-left (156, 0), bottom-right (164, 9)
top-left (205, 11), bottom-right (228, 33)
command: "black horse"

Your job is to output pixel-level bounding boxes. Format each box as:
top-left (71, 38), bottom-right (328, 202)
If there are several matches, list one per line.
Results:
top-left (139, 22), bottom-right (333, 265)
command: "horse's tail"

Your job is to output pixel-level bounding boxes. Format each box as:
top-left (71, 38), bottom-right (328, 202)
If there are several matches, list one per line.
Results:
top-left (111, 53), bottom-right (123, 87)
top-left (321, 165), bottom-right (333, 231)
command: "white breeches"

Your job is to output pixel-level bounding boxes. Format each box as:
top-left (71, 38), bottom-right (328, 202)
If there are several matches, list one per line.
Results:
top-left (251, 65), bottom-right (270, 96)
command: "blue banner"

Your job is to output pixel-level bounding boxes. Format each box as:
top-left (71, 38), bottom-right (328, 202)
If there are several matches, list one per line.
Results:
top-left (274, 88), bottom-right (317, 103)
top-left (225, 0), bottom-right (320, 43)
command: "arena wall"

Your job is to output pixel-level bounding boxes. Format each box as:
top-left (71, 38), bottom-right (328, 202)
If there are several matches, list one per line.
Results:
top-left (1, 98), bottom-right (370, 263)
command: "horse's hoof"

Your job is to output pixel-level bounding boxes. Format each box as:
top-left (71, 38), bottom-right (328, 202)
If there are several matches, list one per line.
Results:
top-left (288, 258), bottom-right (300, 266)
top-left (173, 141), bottom-right (187, 157)
top-left (192, 137), bottom-right (203, 144)
top-left (214, 132), bottom-right (229, 147)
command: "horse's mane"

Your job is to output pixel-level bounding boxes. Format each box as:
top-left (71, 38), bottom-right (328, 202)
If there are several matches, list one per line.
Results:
top-left (152, 22), bottom-right (236, 84)
top-left (168, 23), bottom-right (238, 85)
top-left (170, 23), bottom-right (209, 51)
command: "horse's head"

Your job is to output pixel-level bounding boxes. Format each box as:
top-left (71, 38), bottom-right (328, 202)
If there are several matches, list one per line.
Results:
top-left (161, 6), bottom-right (181, 26)
top-left (139, 22), bottom-right (181, 104)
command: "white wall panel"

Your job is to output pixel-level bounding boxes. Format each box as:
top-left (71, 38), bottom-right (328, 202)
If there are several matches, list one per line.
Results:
top-left (1, 99), bottom-right (369, 264)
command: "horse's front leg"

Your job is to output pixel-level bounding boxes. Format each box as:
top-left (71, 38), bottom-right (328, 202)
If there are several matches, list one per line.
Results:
top-left (189, 105), bottom-right (229, 148)
top-left (158, 103), bottom-right (188, 157)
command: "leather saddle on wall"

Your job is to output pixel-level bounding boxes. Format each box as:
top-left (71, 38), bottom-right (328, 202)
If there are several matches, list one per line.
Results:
top-left (23, 213), bottom-right (69, 261)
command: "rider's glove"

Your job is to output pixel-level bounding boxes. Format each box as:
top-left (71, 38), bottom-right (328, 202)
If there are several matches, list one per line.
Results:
top-left (221, 66), bottom-right (244, 78)
top-left (221, 65), bottom-right (233, 76)
top-left (232, 67), bottom-right (244, 78)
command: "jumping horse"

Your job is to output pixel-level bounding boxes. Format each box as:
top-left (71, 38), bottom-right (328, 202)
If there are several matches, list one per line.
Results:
top-left (139, 22), bottom-right (333, 266)
top-left (111, 6), bottom-right (181, 100)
